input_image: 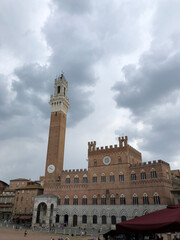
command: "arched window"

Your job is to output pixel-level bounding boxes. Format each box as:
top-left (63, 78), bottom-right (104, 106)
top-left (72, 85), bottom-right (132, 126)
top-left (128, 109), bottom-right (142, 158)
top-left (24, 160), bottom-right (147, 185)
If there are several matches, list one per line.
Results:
top-left (119, 172), bottom-right (124, 182)
top-left (121, 216), bottom-right (126, 222)
top-left (110, 172), bottom-right (115, 182)
top-left (93, 215), bottom-right (97, 224)
top-left (131, 171), bottom-right (136, 181)
top-left (110, 194), bottom-right (116, 205)
top-left (92, 195), bottom-right (97, 205)
top-left (92, 174), bottom-right (97, 183)
top-left (133, 193), bottom-right (138, 205)
top-left (101, 195), bottom-right (106, 205)
top-left (118, 157), bottom-right (122, 164)
top-left (74, 175), bottom-right (79, 184)
top-left (66, 175), bottom-right (70, 184)
top-left (151, 168), bottom-right (157, 179)
top-left (120, 194), bottom-right (126, 205)
top-left (73, 195), bottom-right (78, 205)
top-left (102, 215), bottom-right (107, 224)
top-left (82, 195), bottom-right (87, 205)
top-left (82, 215), bottom-right (87, 224)
top-left (143, 193), bottom-right (149, 205)
top-left (83, 174), bottom-right (88, 183)
top-left (64, 195), bottom-right (69, 205)
top-left (154, 193), bottom-right (160, 205)
top-left (101, 173), bottom-right (106, 183)
top-left (141, 170), bottom-right (146, 180)
top-left (111, 215), bottom-right (116, 225)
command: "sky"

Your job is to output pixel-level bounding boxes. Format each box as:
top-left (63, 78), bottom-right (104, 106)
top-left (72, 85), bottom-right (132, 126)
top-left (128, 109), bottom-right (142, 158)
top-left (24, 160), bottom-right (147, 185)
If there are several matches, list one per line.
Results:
top-left (1, 0), bottom-right (180, 183)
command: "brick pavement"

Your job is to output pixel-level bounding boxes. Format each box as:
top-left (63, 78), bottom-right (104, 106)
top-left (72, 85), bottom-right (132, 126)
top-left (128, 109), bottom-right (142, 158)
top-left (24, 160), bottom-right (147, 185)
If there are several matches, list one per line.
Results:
top-left (0, 228), bottom-right (101, 240)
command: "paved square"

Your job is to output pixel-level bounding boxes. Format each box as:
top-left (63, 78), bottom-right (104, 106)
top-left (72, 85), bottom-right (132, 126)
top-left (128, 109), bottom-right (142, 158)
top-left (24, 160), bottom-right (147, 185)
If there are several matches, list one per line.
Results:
top-left (0, 228), bottom-right (101, 240)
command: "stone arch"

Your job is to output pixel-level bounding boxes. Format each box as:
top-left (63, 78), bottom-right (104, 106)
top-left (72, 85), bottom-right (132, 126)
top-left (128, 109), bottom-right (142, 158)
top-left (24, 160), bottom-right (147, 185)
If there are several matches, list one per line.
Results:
top-left (71, 208), bottom-right (78, 215)
top-left (62, 208), bottom-right (70, 215)
top-left (82, 209), bottom-right (88, 215)
top-left (36, 202), bottom-right (47, 224)
top-left (109, 209), bottom-right (117, 217)
top-left (132, 209), bottom-right (139, 218)
top-left (143, 209), bottom-right (149, 215)
top-left (120, 209), bottom-right (127, 217)
top-left (101, 208), bottom-right (107, 216)
top-left (91, 209), bottom-right (98, 216)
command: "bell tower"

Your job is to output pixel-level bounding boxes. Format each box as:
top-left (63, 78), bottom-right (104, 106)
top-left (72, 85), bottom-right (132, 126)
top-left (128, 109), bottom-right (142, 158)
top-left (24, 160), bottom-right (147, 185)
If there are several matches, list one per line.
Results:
top-left (45, 74), bottom-right (69, 181)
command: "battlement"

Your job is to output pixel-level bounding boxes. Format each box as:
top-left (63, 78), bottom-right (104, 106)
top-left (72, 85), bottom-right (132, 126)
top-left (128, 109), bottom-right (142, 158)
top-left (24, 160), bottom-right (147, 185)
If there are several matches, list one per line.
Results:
top-left (88, 136), bottom-right (141, 156)
top-left (62, 169), bottom-right (87, 174)
top-left (130, 159), bottom-right (169, 168)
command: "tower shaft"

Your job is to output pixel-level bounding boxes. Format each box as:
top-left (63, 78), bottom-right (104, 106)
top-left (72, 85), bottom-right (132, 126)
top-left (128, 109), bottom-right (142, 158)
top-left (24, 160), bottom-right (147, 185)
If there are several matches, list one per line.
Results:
top-left (45, 74), bottom-right (69, 181)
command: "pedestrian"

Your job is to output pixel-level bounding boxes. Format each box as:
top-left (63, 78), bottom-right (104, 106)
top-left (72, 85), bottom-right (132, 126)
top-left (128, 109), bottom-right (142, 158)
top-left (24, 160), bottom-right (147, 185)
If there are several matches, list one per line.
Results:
top-left (24, 230), bottom-right (27, 237)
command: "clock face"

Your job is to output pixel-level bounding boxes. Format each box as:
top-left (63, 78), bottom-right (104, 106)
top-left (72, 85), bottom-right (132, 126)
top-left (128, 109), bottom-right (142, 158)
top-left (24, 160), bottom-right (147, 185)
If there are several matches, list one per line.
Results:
top-left (47, 164), bottom-right (55, 173)
top-left (103, 156), bottom-right (111, 165)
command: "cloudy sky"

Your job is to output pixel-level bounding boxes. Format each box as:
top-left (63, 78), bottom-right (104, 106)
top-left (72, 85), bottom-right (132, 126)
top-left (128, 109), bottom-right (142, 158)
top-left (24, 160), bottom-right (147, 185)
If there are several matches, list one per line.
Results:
top-left (1, 0), bottom-right (180, 183)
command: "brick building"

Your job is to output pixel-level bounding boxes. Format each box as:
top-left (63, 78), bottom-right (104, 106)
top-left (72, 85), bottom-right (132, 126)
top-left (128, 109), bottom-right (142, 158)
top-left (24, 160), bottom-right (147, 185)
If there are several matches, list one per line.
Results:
top-left (32, 75), bottom-right (180, 229)
top-left (0, 178), bottom-right (29, 221)
top-left (13, 181), bottom-right (43, 225)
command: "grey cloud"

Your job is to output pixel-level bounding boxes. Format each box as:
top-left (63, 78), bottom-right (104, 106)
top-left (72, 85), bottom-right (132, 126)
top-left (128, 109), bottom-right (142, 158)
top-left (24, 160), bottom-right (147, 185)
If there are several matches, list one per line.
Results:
top-left (54, 0), bottom-right (92, 15)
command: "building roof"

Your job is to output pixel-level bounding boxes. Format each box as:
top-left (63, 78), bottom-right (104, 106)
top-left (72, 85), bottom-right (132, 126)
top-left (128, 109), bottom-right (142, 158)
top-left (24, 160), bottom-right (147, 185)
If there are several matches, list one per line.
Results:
top-left (16, 185), bottom-right (43, 190)
top-left (0, 180), bottom-right (8, 186)
top-left (10, 178), bottom-right (29, 181)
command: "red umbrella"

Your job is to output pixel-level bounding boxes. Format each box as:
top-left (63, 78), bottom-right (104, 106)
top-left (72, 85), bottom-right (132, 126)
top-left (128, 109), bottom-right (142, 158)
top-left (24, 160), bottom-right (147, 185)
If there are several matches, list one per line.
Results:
top-left (116, 204), bottom-right (180, 234)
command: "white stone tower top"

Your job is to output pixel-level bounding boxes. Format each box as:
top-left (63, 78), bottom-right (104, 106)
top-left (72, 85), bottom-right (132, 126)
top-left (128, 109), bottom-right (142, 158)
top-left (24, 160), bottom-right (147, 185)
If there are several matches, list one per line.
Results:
top-left (49, 74), bottom-right (70, 114)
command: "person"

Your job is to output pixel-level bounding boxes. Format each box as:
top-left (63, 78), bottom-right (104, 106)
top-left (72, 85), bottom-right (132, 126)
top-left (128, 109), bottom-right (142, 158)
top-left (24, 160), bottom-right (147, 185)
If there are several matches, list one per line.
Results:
top-left (24, 230), bottom-right (27, 237)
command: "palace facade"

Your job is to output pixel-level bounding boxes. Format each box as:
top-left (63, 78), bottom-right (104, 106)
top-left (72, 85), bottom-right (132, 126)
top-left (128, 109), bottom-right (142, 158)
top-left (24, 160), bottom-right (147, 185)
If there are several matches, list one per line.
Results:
top-left (32, 74), bottom-right (180, 229)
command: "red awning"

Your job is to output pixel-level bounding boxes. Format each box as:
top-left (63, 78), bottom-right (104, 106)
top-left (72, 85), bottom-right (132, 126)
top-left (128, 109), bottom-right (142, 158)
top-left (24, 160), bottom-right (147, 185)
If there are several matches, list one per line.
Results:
top-left (116, 204), bottom-right (180, 234)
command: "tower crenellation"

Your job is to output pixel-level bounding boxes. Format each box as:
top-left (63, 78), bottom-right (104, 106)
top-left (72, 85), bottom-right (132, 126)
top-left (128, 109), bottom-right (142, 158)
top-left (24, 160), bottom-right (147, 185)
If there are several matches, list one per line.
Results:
top-left (49, 74), bottom-right (69, 114)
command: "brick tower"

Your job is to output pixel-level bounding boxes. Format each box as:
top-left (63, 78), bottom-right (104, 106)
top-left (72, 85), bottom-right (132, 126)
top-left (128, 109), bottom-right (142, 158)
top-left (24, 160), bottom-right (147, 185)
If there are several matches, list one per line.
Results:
top-left (45, 74), bottom-right (69, 181)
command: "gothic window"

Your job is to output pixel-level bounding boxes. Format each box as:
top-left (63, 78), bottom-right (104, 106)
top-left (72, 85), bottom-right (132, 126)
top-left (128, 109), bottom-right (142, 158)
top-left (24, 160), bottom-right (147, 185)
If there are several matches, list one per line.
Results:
top-left (120, 194), bottom-right (126, 205)
top-left (119, 173), bottom-right (124, 182)
top-left (82, 215), bottom-right (87, 224)
top-left (64, 196), bottom-right (69, 205)
top-left (83, 175), bottom-right (88, 183)
top-left (82, 195), bottom-right (87, 205)
top-left (94, 160), bottom-right (97, 166)
top-left (73, 195), bottom-right (78, 205)
top-left (141, 171), bottom-right (146, 180)
top-left (101, 195), bottom-right (106, 205)
top-left (154, 193), bottom-right (160, 205)
top-left (110, 194), bottom-right (116, 205)
top-left (118, 157), bottom-right (122, 164)
top-left (110, 173), bottom-right (115, 182)
top-left (93, 176), bottom-right (97, 183)
top-left (131, 172), bottom-right (136, 181)
top-left (151, 169), bottom-right (157, 179)
top-left (102, 215), bottom-right (107, 224)
top-left (74, 175), bottom-right (79, 184)
top-left (66, 176), bottom-right (70, 184)
top-left (92, 195), bottom-right (97, 205)
top-left (93, 215), bottom-right (97, 224)
top-left (111, 216), bottom-right (116, 225)
top-left (101, 174), bottom-right (106, 183)
top-left (133, 194), bottom-right (138, 205)
top-left (143, 193), bottom-right (149, 205)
